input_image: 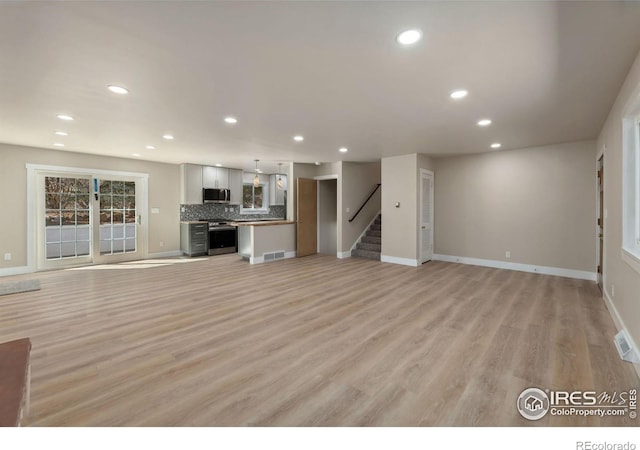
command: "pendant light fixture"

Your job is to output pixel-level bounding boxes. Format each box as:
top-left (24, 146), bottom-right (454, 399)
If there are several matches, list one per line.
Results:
top-left (253, 160), bottom-right (260, 187)
top-left (277, 163), bottom-right (284, 190)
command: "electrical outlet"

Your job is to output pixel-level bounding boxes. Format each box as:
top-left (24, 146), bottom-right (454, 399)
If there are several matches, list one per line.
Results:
top-left (612, 284), bottom-right (615, 297)
top-left (159, 241), bottom-right (164, 247)
top-left (505, 251), bottom-right (511, 259)
top-left (3, 253), bottom-right (10, 261)
top-left (346, 207), bottom-right (350, 213)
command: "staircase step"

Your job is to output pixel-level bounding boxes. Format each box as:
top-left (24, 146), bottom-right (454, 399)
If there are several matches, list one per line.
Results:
top-left (362, 235), bottom-right (381, 245)
top-left (366, 230), bottom-right (381, 238)
top-left (357, 242), bottom-right (381, 252)
top-left (370, 224), bottom-right (381, 231)
top-left (374, 217), bottom-right (381, 225)
top-left (352, 249), bottom-right (381, 260)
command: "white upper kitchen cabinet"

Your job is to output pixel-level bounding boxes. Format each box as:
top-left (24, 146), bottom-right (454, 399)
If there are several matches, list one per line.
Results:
top-left (180, 163), bottom-right (203, 204)
top-left (202, 166), bottom-right (229, 189)
top-left (228, 169), bottom-right (243, 204)
top-left (269, 174), bottom-right (287, 205)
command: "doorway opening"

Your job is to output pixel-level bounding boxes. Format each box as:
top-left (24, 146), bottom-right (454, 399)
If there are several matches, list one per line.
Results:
top-left (318, 179), bottom-right (338, 255)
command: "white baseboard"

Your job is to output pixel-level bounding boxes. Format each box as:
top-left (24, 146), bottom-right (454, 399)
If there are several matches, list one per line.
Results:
top-left (603, 289), bottom-right (640, 380)
top-left (147, 250), bottom-right (183, 259)
top-left (380, 255), bottom-right (419, 267)
top-left (250, 250), bottom-right (296, 265)
top-left (0, 265), bottom-right (33, 278)
top-left (433, 254), bottom-right (597, 281)
top-left (337, 251), bottom-right (351, 259)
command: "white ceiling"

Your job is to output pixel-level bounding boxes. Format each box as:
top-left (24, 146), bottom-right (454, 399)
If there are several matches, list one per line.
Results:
top-left (1, 1), bottom-right (640, 174)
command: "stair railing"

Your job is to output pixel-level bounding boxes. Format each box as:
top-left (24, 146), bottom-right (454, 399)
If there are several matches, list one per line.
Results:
top-left (348, 184), bottom-right (381, 223)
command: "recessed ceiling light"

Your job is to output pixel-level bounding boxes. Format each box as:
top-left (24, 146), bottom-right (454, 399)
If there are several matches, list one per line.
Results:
top-left (224, 117), bottom-right (238, 124)
top-left (477, 119), bottom-right (492, 127)
top-left (215, 164), bottom-right (222, 167)
top-left (57, 114), bottom-right (74, 121)
top-left (132, 153), bottom-right (141, 157)
top-left (314, 162), bottom-right (321, 166)
top-left (490, 143), bottom-right (502, 149)
top-left (293, 135), bottom-right (304, 142)
top-left (107, 85), bottom-right (129, 95)
top-left (53, 143), bottom-right (64, 147)
top-left (397, 29), bottom-right (422, 45)
top-left (339, 147), bottom-right (348, 153)
top-left (450, 90), bottom-right (468, 100)
top-left (55, 131), bottom-right (68, 136)
top-left (145, 145), bottom-right (155, 150)
top-left (162, 134), bottom-right (174, 140)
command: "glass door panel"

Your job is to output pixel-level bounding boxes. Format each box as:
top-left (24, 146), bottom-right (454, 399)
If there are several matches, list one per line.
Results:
top-left (39, 174), bottom-right (93, 269)
top-left (44, 176), bottom-right (92, 260)
top-left (94, 177), bottom-right (141, 263)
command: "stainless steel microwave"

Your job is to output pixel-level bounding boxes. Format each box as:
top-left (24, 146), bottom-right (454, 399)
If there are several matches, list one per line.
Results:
top-left (203, 188), bottom-right (230, 203)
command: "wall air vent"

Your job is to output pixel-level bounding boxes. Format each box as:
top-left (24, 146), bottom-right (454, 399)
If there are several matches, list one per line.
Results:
top-left (263, 251), bottom-right (286, 262)
top-left (614, 330), bottom-right (640, 364)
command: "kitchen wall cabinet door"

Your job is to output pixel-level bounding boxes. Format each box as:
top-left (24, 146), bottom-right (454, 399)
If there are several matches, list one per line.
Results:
top-left (180, 164), bottom-right (203, 204)
top-left (217, 168), bottom-right (229, 189)
top-left (269, 174), bottom-right (287, 205)
top-left (203, 166), bottom-right (229, 189)
top-left (202, 166), bottom-right (216, 188)
top-left (229, 169), bottom-right (243, 204)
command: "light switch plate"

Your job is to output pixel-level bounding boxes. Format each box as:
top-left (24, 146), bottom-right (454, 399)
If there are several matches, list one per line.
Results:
top-left (151, 208), bottom-right (160, 214)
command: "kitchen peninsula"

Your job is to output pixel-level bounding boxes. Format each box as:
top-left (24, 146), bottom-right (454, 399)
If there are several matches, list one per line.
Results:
top-left (234, 220), bottom-right (296, 264)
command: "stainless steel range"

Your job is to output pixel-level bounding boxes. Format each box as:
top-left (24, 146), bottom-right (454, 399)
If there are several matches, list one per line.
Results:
top-left (200, 219), bottom-right (237, 255)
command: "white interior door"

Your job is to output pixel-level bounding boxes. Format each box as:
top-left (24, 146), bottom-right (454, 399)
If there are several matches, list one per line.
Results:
top-left (420, 170), bottom-right (434, 264)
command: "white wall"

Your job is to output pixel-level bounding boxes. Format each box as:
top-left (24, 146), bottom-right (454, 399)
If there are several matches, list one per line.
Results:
top-left (434, 141), bottom-right (596, 272)
top-left (380, 154), bottom-right (434, 266)
top-left (381, 154), bottom-right (419, 264)
top-left (597, 48), bottom-right (640, 363)
top-left (0, 143), bottom-right (180, 273)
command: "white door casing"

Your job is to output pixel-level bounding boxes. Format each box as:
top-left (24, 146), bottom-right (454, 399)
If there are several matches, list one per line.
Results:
top-left (420, 169), bottom-right (434, 264)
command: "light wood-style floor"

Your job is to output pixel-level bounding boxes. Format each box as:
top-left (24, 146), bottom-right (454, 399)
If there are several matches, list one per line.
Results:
top-left (0, 254), bottom-right (637, 426)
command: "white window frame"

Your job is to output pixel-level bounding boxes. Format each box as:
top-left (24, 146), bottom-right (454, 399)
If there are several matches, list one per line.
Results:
top-left (622, 107), bottom-right (640, 274)
top-left (240, 182), bottom-right (269, 214)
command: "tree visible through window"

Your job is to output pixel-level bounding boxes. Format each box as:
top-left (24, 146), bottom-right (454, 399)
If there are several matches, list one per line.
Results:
top-left (45, 176), bottom-right (91, 259)
top-left (243, 184), bottom-right (264, 209)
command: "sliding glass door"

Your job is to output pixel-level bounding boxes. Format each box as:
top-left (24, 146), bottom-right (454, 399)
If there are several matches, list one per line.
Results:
top-left (37, 170), bottom-right (145, 270)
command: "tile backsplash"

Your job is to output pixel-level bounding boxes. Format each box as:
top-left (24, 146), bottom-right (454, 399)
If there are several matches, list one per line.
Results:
top-left (180, 203), bottom-right (286, 221)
